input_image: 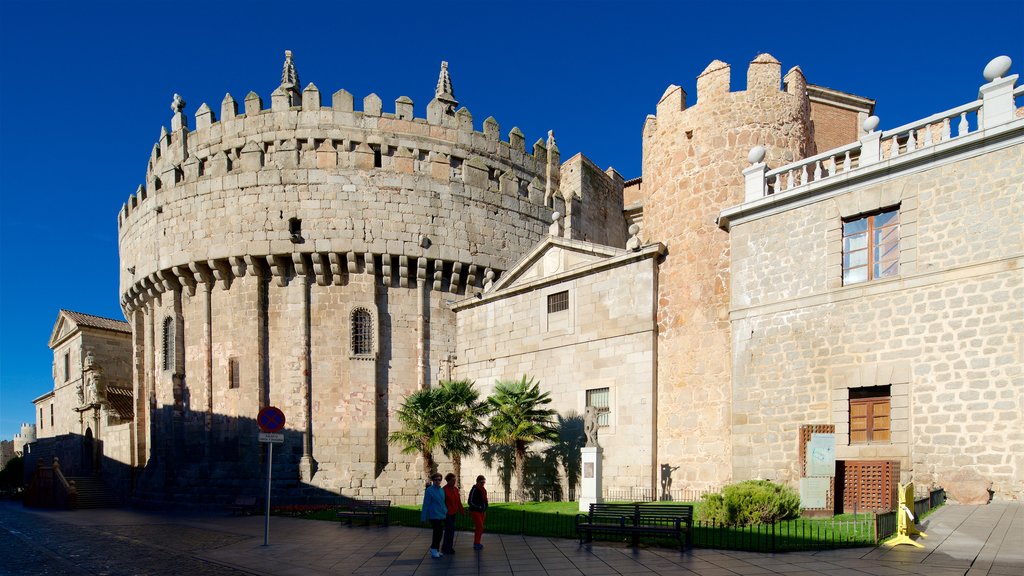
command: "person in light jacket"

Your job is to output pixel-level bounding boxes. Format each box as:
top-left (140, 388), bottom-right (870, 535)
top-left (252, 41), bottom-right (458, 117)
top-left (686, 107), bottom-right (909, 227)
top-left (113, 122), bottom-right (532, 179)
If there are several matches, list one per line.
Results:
top-left (421, 473), bottom-right (447, 558)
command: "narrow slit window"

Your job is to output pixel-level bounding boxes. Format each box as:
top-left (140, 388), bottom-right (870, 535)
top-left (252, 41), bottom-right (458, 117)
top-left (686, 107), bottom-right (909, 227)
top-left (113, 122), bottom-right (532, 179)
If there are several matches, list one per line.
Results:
top-left (351, 308), bottom-right (374, 356)
top-left (162, 317), bottom-right (174, 371)
top-left (229, 357), bottom-right (240, 389)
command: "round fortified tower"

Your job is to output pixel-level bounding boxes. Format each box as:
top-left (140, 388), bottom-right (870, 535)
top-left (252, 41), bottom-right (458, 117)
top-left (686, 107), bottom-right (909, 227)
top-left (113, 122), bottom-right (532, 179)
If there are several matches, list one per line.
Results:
top-left (640, 54), bottom-right (812, 490)
top-left (117, 52), bottom-right (564, 505)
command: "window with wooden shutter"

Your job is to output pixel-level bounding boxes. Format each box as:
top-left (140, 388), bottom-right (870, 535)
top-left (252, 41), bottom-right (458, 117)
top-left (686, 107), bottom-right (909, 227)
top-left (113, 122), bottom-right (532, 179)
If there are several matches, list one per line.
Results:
top-left (849, 385), bottom-right (891, 444)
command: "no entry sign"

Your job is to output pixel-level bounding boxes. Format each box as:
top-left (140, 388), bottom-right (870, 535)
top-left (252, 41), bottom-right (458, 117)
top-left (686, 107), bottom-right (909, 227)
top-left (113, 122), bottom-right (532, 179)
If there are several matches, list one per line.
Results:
top-left (257, 406), bottom-right (286, 433)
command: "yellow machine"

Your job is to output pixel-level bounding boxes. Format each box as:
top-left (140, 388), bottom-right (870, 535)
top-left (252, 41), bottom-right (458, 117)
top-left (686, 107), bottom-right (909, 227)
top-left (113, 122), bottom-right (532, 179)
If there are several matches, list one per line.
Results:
top-left (887, 482), bottom-right (928, 548)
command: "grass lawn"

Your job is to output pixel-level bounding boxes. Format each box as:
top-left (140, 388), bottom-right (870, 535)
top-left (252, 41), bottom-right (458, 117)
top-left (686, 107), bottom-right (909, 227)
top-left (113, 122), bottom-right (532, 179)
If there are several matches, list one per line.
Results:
top-left (273, 500), bottom-right (907, 551)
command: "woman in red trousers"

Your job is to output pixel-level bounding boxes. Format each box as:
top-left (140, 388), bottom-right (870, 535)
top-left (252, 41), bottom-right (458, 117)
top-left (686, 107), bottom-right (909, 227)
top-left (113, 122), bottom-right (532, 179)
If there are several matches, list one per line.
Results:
top-left (467, 475), bottom-right (489, 550)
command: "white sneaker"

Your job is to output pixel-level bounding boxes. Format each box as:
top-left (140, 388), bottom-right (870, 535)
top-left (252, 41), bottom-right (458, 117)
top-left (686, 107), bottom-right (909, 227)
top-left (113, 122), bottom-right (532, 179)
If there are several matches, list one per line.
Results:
top-left (430, 549), bottom-right (442, 559)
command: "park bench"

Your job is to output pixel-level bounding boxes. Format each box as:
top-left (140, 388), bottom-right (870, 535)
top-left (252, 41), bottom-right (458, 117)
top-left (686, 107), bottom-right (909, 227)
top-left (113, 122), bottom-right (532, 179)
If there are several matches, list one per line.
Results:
top-left (335, 499), bottom-right (391, 526)
top-left (227, 496), bottom-right (257, 516)
top-left (575, 502), bottom-right (693, 550)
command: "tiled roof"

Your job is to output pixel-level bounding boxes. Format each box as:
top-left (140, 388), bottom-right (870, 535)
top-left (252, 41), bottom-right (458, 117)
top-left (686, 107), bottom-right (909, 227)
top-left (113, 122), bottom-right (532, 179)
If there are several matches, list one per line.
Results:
top-left (61, 310), bottom-right (130, 334)
top-left (105, 386), bottom-right (134, 420)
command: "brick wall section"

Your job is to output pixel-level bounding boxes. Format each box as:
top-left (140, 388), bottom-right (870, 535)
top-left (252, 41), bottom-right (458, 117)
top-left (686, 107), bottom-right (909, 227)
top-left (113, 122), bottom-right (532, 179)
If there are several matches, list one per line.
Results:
top-left (810, 100), bottom-right (862, 153)
top-left (728, 143), bottom-right (1024, 499)
top-left (640, 55), bottom-right (812, 490)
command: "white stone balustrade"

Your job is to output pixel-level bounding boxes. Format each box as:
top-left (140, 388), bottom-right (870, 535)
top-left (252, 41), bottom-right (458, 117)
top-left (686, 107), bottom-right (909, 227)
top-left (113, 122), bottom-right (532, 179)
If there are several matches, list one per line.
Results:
top-left (744, 57), bottom-right (1021, 203)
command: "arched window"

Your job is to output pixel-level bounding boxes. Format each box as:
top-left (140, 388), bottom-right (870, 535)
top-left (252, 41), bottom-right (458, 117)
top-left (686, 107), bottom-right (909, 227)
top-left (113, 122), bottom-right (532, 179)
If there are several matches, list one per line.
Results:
top-left (162, 317), bottom-right (174, 371)
top-left (351, 308), bottom-right (374, 357)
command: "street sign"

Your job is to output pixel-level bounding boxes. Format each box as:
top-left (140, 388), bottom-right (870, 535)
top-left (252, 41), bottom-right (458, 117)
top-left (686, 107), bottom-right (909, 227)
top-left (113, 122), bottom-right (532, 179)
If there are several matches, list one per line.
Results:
top-left (256, 405), bottom-right (286, 548)
top-left (257, 406), bottom-right (286, 433)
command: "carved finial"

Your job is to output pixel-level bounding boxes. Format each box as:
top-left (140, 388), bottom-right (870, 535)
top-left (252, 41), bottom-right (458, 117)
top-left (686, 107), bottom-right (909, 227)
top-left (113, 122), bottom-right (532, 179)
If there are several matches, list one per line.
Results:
top-left (434, 60), bottom-right (458, 113)
top-left (281, 49), bottom-right (300, 102)
top-left (983, 55), bottom-right (1012, 82)
top-left (549, 211), bottom-right (564, 236)
top-left (626, 223), bottom-right (642, 252)
top-left (171, 93), bottom-right (186, 113)
top-left (546, 130), bottom-right (558, 152)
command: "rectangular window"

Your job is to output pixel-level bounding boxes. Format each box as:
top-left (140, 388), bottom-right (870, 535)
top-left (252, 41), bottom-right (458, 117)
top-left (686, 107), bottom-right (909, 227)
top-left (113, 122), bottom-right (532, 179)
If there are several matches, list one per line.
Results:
top-left (586, 387), bottom-right (610, 426)
top-left (64, 352), bottom-right (70, 382)
top-left (50, 404), bottom-right (54, 427)
top-left (229, 358), bottom-right (240, 389)
top-left (39, 408), bottom-right (43, 429)
top-left (850, 385), bottom-right (891, 444)
top-left (843, 207), bottom-right (899, 285)
top-left (547, 291), bottom-right (569, 314)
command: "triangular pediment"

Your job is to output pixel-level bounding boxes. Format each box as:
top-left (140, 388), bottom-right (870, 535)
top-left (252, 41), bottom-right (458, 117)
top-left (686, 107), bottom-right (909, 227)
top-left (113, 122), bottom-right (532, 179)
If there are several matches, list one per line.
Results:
top-left (490, 237), bottom-right (627, 293)
top-left (48, 310), bottom-right (80, 349)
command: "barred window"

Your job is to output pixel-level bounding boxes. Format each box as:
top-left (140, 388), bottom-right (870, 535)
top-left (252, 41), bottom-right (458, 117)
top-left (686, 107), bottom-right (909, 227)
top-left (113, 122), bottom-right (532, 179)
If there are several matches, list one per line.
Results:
top-left (843, 207), bottom-right (899, 285)
top-left (229, 357), bottom-right (240, 389)
top-left (351, 308), bottom-right (374, 356)
top-left (162, 317), bottom-right (174, 371)
top-left (547, 290), bottom-right (569, 314)
top-left (586, 387), bottom-right (610, 426)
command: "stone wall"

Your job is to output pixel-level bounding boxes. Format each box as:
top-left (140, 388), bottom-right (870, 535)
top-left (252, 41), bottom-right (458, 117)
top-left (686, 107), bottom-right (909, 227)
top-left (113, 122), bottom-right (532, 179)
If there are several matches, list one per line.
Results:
top-left (113, 56), bottom-right (639, 505)
top-left (639, 54), bottom-right (812, 490)
top-left (455, 241), bottom-right (662, 497)
top-left (559, 154), bottom-right (628, 248)
top-left (727, 142), bottom-right (1024, 499)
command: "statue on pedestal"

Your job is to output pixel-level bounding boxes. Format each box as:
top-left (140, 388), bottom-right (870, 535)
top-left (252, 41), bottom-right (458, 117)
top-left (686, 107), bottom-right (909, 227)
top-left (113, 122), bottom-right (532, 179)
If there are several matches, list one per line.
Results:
top-left (584, 406), bottom-right (600, 448)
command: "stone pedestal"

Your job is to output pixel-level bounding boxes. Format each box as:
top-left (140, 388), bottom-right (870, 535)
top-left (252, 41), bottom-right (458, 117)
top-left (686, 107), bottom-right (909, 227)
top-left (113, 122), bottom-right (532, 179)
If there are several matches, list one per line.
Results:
top-left (579, 446), bottom-right (603, 512)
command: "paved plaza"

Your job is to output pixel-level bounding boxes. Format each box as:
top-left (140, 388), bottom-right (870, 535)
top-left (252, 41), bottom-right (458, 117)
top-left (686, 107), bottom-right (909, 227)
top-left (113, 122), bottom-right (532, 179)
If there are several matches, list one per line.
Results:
top-left (1, 500), bottom-right (1021, 575)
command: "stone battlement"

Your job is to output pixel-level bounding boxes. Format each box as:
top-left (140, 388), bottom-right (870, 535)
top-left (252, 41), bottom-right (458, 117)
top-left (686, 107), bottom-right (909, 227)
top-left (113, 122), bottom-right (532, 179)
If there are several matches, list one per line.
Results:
top-left (117, 53), bottom-right (580, 311)
top-left (120, 56), bottom-right (559, 230)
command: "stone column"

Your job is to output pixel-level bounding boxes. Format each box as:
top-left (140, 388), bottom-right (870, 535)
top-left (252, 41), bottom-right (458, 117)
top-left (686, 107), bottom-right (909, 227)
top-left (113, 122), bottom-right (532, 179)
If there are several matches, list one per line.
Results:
top-left (296, 257), bottom-right (317, 481)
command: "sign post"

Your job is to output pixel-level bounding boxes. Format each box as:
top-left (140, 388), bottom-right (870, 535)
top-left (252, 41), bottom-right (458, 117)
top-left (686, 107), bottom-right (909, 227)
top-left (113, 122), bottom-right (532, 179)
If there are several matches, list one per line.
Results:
top-left (257, 406), bottom-right (285, 546)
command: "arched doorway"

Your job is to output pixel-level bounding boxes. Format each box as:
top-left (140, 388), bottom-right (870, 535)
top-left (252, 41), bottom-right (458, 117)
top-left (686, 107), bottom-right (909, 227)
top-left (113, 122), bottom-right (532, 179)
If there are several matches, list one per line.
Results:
top-left (83, 427), bottom-right (95, 475)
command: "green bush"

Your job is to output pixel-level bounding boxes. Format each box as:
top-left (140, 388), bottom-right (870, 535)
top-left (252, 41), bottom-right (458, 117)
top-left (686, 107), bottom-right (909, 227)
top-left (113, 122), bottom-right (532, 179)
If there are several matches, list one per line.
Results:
top-left (700, 480), bottom-right (800, 526)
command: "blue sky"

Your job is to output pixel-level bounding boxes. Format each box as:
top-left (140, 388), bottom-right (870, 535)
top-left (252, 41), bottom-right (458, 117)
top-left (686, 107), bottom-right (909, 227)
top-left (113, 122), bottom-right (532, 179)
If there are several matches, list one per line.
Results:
top-left (0, 0), bottom-right (1021, 441)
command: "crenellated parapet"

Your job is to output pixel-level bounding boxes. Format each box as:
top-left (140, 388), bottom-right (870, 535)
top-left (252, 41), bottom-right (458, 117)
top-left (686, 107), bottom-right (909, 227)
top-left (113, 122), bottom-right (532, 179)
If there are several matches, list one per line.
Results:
top-left (118, 52), bottom-right (572, 309)
top-left (642, 53), bottom-right (812, 183)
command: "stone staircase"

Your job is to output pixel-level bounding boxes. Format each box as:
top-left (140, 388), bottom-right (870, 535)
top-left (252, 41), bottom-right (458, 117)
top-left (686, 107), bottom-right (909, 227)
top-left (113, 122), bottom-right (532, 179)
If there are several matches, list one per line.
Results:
top-left (67, 476), bottom-right (123, 509)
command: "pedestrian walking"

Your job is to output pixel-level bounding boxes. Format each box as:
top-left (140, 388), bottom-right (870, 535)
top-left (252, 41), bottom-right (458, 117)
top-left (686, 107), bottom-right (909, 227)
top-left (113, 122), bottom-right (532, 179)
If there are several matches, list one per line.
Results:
top-left (441, 473), bottom-right (465, 554)
top-left (467, 475), bottom-right (489, 550)
top-left (421, 473), bottom-right (447, 559)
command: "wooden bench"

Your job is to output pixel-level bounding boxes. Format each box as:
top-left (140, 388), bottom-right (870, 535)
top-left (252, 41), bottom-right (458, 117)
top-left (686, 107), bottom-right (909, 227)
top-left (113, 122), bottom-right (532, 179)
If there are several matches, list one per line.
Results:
top-left (227, 496), bottom-right (257, 516)
top-left (575, 502), bottom-right (693, 550)
top-left (335, 499), bottom-right (390, 526)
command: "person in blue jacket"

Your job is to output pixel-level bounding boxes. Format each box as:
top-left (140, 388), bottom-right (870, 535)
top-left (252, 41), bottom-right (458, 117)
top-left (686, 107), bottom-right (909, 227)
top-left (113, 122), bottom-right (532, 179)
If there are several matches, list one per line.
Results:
top-left (421, 473), bottom-right (448, 558)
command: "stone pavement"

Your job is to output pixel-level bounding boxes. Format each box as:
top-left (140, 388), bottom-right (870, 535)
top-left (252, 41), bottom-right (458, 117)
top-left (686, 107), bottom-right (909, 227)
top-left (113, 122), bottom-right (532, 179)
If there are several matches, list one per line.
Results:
top-left (1, 500), bottom-right (1021, 576)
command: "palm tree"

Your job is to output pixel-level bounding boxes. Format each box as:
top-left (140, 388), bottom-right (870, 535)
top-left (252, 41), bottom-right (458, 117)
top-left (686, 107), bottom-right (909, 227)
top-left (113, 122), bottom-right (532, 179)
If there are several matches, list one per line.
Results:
top-left (435, 379), bottom-right (487, 488)
top-left (486, 375), bottom-right (559, 503)
top-left (387, 388), bottom-right (443, 480)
